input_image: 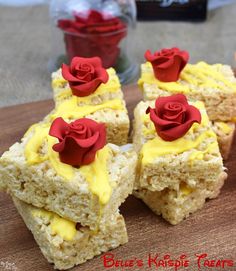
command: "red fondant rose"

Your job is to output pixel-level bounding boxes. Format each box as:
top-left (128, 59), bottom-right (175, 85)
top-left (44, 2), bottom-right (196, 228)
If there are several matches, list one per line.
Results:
top-left (62, 56), bottom-right (109, 97)
top-left (58, 10), bottom-right (127, 68)
top-left (145, 47), bottom-right (189, 82)
top-left (49, 117), bottom-right (106, 166)
top-left (146, 94), bottom-right (201, 141)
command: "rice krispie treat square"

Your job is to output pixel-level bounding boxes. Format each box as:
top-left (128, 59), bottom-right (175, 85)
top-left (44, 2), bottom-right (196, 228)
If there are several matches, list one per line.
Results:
top-left (133, 98), bottom-right (226, 193)
top-left (0, 121), bottom-right (137, 229)
top-left (134, 172), bottom-right (226, 225)
top-left (52, 67), bottom-right (123, 107)
top-left (133, 94), bottom-right (227, 224)
top-left (44, 97), bottom-right (130, 145)
top-left (50, 58), bottom-right (130, 145)
top-left (12, 196), bottom-right (127, 270)
top-left (138, 61), bottom-right (236, 122)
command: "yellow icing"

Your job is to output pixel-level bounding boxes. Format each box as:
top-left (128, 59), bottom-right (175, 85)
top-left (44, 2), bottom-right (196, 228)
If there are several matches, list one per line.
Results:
top-left (49, 98), bottom-right (124, 121)
top-left (138, 61), bottom-right (236, 94)
top-left (52, 68), bottom-right (121, 104)
top-left (24, 123), bottom-right (40, 138)
top-left (24, 125), bottom-right (49, 164)
top-left (79, 146), bottom-right (112, 205)
top-left (32, 209), bottom-right (77, 241)
top-left (52, 77), bottom-right (67, 90)
top-left (140, 130), bottom-right (217, 166)
top-left (24, 125), bottom-right (74, 180)
top-left (188, 141), bottom-right (218, 165)
top-left (24, 124), bottom-right (112, 205)
top-left (215, 122), bottom-right (233, 135)
top-left (179, 182), bottom-right (193, 196)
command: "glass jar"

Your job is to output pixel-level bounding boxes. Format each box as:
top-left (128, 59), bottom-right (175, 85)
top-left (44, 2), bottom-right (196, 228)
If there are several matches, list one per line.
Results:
top-left (49, 0), bottom-right (138, 84)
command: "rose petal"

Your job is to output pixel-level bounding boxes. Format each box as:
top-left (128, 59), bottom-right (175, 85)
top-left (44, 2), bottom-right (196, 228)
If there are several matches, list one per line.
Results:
top-left (61, 63), bottom-right (83, 82)
top-left (144, 50), bottom-right (155, 62)
top-left (153, 57), bottom-right (174, 69)
top-left (70, 77), bottom-right (104, 97)
top-left (79, 149), bottom-right (96, 165)
top-left (49, 117), bottom-right (69, 140)
top-left (158, 117), bottom-right (200, 141)
top-left (155, 94), bottom-right (188, 116)
top-left (95, 67), bottom-right (109, 83)
top-left (70, 131), bottom-right (100, 148)
top-left (149, 107), bottom-right (181, 127)
top-left (184, 104), bottom-right (202, 124)
top-left (52, 140), bottom-right (66, 153)
top-left (92, 123), bottom-right (107, 150)
top-left (58, 137), bottom-right (86, 166)
top-left (162, 102), bottom-right (186, 123)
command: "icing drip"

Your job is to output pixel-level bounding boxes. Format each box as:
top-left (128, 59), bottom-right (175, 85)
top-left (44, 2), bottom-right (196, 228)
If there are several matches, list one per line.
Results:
top-left (49, 98), bottom-right (124, 121)
top-left (24, 125), bottom-right (112, 206)
top-left (139, 61), bottom-right (236, 94)
top-left (215, 122), bottom-right (233, 135)
top-left (32, 209), bottom-right (77, 241)
top-left (79, 146), bottom-right (112, 205)
top-left (140, 130), bottom-right (218, 166)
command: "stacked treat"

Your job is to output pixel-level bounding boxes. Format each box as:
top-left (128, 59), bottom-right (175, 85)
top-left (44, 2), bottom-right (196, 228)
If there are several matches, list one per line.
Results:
top-left (0, 48), bottom-right (235, 269)
top-left (138, 49), bottom-right (236, 160)
top-left (0, 57), bottom-right (137, 269)
top-left (133, 96), bottom-right (227, 224)
top-left (134, 47), bottom-right (235, 224)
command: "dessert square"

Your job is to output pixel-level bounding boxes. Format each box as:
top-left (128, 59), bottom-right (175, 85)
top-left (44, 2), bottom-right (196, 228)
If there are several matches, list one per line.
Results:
top-left (0, 122), bottom-right (137, 229)
top-left (12, 196), bottom-right (127, 270)
top-left (138, 61), bottom-right (236, 122)
top-left (50, 67), bottom-right (130, 145)
top-left (134, 172), bottom-right (226, 225)
top-left (44, 97), bottom-right (130, 146)
top-left (52, 68), bottom-right (123, 106)
top-left (133, 100), bottom-right (226, 192)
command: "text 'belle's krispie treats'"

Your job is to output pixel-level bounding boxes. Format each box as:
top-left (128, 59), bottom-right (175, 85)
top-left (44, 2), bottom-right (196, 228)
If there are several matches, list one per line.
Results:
top-left (0, 117), bottom-right (137, 230)
top-left (133, 94), bottom-right (227, 225)
top-left (138, 48), bottom-right (236, 158)
top-left (13, 196), bottom-right (127, 270)
top-left (48, 57), bottom-right (130, 145)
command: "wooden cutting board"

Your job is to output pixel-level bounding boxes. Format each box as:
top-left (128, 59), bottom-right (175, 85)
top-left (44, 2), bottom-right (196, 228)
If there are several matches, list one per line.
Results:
top-left (0, 85), bottom-right (236, 271)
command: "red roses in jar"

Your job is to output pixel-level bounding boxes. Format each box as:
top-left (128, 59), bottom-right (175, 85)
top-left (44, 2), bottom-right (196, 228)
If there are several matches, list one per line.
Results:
top-left (58, 10), bottom-right (127, 68)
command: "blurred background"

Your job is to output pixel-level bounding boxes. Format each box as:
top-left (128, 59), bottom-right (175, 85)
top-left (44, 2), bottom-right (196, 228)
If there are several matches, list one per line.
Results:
top-left (0, 0), bottom-right (236, 107)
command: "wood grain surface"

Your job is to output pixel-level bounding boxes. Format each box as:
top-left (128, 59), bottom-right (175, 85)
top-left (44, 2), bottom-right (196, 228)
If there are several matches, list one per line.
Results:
top-left (0, 85), bottom-right (235, 271)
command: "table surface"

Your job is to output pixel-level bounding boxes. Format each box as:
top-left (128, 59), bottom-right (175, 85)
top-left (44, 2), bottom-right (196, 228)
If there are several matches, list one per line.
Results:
top-left (0, 85), bottom-right (236, 271)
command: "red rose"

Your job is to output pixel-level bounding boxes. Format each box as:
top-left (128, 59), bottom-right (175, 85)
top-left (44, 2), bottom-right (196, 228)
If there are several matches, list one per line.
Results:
top-left (146, 94), bottom-right (201, 141)
top-left (49, 117), bottom-right (106, 166)
top-left (144, 47), bottom-right (189, 82)
top-left (58, 10), bottom-right (127, 68)
top-left (62, 56), bottom-right (109, 97)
